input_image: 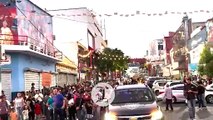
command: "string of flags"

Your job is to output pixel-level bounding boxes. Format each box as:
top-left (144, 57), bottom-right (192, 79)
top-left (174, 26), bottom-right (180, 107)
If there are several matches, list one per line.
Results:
top-left (15, 8), bottom-right (213, 18)
top-left (49, 9), bottom-right (213, 18)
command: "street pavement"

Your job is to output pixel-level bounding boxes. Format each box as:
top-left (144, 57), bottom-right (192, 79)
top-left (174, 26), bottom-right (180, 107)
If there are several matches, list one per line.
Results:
top-left (159, 102), bottom-right (213, 120)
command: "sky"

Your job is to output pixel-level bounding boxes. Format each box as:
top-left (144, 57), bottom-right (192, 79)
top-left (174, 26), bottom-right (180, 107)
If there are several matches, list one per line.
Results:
top-left (31, 0), bottom-right (213, 58)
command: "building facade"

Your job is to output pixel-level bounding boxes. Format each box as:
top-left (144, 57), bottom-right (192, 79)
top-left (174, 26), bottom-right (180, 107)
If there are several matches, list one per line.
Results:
top-left (188, 26), bottom-right (207, 75)
top-left (171, 16), bottom-right (205, 78)
top-left (0, 0), bottom-right (62, 100)
top-left (56, 55), bottom-right (77, 86)
top-left (49, 7), bottom-right (107, 81)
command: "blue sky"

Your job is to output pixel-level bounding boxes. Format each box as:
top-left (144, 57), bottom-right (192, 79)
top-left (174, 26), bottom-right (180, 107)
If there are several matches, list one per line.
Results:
top-left (31, 0), bottom-right (213, 58)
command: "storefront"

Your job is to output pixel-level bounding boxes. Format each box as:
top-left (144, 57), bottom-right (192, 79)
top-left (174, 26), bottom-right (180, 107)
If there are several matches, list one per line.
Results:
top-left (56, 56), bottom-right (77, 87)
top-left (1, 53), bottom-right (57, 101)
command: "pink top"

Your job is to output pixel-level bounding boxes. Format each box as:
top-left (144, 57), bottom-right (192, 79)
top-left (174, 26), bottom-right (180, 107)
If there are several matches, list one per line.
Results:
top-left (164, 87), bottom-right (173, 99)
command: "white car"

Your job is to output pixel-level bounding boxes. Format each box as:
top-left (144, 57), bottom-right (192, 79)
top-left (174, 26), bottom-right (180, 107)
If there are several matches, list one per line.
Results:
top-left (152, 80), bottom-right (169, 95)
top-left (205, 83), bottom-right (213, 104)
top-left (157, 84), bottom-right (185, 103)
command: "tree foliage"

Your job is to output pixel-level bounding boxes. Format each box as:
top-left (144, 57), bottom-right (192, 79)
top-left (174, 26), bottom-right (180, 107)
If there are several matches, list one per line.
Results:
top-left (94, 48), bottom-right (129, 73)
top-left (198, 45), bottom-right (213, 77)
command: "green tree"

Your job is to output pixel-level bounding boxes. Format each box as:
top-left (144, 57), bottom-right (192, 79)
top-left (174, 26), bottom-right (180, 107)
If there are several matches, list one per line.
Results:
top-left (94, 47), bottom-right (129, 75)
top-left (198, 45), bottom-right (213, 77)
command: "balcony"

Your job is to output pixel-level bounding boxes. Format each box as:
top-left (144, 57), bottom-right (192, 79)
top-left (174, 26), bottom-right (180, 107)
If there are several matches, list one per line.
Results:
top-left (0, 34), bottom-right (62, 61)
top-left (173, 50), bottom-right (186, 62)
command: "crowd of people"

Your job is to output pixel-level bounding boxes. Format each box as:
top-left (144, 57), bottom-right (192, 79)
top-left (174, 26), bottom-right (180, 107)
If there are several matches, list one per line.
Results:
top-left (163, 76), bottom-right (212, 120)
top-left (0, 81), bottom-right (113, 120)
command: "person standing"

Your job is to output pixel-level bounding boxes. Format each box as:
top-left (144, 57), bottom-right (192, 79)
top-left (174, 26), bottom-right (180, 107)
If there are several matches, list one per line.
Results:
top-left (53, 88), bottom-right (65, 120)
top-left (184, 78), bottom-right (198, 120)
top-left (46, 92), bottom-right (54, 120)
top-left (0, 95), bottom-right (9, 120)
top-left (197, 81), bottom-right (206, 110)
top-left (14, 93), bottom-right (24, 120)
top-left (164, 84), bottom-right (173, 111)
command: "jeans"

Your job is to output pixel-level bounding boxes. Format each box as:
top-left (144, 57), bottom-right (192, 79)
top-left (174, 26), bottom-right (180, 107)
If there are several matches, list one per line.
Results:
top-left (187, 99), bottom-right (196, 119)
top-left (76, 108), bottom-right (86, 120)
top-left (54, 108), bottom-right (65, 120)
top-left (197, 94), bottom-right (206, 108)
top-left (16, 107), bottom-right (23, 120)
top-left (166, 99), bottom-right (173, 110)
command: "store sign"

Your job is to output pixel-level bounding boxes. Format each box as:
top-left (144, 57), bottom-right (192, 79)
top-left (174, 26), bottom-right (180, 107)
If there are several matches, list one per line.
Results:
top-left (42, 73), bottom-right (52, 86)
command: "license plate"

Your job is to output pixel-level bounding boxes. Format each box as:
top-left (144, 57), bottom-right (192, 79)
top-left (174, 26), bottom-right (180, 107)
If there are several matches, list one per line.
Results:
top-left (130, 117), bottom-right (137, 120)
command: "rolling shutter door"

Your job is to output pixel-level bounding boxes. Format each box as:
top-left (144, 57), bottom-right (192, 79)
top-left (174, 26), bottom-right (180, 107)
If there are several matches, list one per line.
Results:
top-left (57, 73), bottom-right (67, 87)
top-left (1, 72), bottom-right (12, 101)
top-left (51, 74), bottom-right (56, 87)
top-left (67, 75), bottom-right (75, 85)
top-left (24, 72), bottom-right (40, 91)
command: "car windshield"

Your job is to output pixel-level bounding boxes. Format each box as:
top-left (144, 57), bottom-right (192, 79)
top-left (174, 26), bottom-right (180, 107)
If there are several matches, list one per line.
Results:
top-left (111, 88), bottom-right (155, 104)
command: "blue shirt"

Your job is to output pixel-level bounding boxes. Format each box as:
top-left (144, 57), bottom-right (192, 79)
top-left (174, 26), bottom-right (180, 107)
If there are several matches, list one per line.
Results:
top-left (53, 94), bottom-right (64, 108)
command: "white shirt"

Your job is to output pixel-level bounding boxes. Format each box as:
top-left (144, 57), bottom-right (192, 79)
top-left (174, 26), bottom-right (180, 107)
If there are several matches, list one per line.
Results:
top-left (164, 87), bottom-right (173, 99)
top-left (35, 93), bottom-right (43, 102)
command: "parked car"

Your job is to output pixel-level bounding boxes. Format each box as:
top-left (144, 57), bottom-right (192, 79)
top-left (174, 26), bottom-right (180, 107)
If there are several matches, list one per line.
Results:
top-left (205, 83), bottom-right (213, 104)
top-left (105, 84), bottom-right (164, 120)
top-left (157, 84), bottom-right (185, 103)
top-left (152, 80), bottom-right (171, 96)
top-left (147, 77), bottom-right (166, 88)
top-left (164, 80), bottom-right (183, 88)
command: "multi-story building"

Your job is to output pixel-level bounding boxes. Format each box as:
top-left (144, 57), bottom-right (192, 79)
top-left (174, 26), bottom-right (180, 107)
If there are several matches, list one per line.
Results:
top-left (162, 32), bottom-right (175, 77)
top-left (0, 0), bottom-right (62, 100)
top-left (148, 39), bottom-right (164, 76)
top-left (172, 16), bottom-right (205, 78)
top-left (49, 7), bottom-right (107, 81)
top-left (188, 26), bottom-right (206, 75)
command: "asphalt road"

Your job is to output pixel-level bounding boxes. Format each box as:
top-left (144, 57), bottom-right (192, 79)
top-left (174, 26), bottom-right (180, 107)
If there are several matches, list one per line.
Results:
top-left (159, 102), bottom-right (213, 120)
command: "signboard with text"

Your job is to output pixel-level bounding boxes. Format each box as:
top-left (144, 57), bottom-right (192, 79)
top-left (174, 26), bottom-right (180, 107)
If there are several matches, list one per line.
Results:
top-left (42, 73), bottom-right (52, 87)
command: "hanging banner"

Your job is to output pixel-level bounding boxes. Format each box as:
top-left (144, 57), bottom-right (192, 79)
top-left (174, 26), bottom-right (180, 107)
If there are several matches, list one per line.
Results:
top-left (42, 73), bottom-right (52, 86)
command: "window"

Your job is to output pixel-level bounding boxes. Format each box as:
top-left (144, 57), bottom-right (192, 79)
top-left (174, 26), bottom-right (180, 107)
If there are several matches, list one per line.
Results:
top-left (112, 88), bottom-right (155, 104)
top-left (173, 86), bottom-right (184, 90)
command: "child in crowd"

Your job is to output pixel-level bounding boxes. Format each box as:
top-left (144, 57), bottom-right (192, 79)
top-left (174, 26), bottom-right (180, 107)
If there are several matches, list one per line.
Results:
top-left (22, 105), bottom-right (29, 120)
top-left (10, 107), bottom-right (18, 120)
top-left (34, 100), bottom-right (42, 120)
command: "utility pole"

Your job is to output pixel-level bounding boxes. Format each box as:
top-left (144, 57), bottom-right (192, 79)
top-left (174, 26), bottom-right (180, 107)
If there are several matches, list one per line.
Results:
top-left (183, 15), bottom-right (190, 76)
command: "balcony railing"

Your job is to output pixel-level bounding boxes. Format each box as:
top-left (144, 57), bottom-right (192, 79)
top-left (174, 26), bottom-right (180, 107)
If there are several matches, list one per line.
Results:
top-left (0, 34), bottom-right (62, 60)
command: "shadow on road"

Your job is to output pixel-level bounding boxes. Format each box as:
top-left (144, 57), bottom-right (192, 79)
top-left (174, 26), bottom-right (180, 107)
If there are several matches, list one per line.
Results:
top-left (196, 109), bottom-right (213, 119)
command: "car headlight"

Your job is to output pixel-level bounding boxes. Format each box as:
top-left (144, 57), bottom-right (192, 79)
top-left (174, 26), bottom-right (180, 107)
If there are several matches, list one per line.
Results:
top-left (104, 112), bottom-right (117, 120)
top-left (151, 109), bottom-right (163, 120)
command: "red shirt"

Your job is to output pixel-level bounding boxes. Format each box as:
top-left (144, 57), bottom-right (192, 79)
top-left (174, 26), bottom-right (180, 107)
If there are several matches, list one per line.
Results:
top-left (34, 103), bottom-right (41, 115)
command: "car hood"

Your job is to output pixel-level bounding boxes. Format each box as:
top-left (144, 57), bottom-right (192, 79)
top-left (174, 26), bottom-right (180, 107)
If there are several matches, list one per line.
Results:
top-left (109, 101), bottom-right (158, 116)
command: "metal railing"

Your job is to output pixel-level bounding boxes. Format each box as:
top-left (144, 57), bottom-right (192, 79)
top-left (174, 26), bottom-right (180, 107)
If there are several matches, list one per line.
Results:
top-left (0, 34), bottom-right (62, 60)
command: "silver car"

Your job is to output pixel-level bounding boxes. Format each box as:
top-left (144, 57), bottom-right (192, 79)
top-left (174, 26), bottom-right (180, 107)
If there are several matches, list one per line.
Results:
top-left (105, 84), bottom-right (164, 120)
top-left (157, 84), bottom-right (185, 103)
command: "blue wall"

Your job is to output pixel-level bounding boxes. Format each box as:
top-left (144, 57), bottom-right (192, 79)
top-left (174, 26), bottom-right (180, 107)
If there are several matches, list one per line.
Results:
top-left (2, 53), bottom-right (56, 92)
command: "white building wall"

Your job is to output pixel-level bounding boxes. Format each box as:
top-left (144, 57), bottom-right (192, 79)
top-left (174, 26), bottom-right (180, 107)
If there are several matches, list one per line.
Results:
top-left (50, 7), bottom-right (104, 64)
top-left (189, 43), bottom-right (205, 64)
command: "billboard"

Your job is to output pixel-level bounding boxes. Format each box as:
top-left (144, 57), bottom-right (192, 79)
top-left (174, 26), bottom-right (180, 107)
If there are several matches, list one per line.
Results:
top-left (16, 0), bottom-right (54, 53)
top-left (0, 0), bottom-right (18, 44)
